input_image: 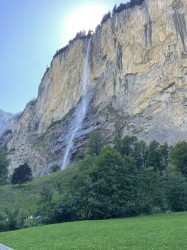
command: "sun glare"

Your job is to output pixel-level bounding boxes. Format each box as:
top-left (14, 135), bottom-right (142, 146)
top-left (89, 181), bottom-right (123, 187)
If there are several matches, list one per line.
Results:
top-left (64, 2), bottom-right (108, 42)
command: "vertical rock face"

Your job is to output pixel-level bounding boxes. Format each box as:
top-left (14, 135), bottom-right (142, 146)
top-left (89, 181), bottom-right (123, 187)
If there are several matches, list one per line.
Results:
top-left (89, 0), bottom-right (187, 143)
top-left (1, 0), bottom-right (187, 176)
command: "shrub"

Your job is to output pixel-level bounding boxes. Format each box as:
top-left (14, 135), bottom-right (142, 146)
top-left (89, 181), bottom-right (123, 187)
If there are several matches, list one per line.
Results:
top-left (51, 165), bottom-right (61, 173)
top-left (0, 208), bottom-right (25, 232)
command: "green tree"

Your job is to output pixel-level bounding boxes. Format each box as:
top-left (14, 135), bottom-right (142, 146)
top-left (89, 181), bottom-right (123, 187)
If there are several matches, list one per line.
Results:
top-left (169, 141), bottom-right (187, 178)
top-left (114, 135), bottom-right (138, 157)
top-left (0, 147), bottom-right (9, 184)
top-left (11, 164), bottom-right (33, 186)
top-left (159, 142), bottom-right (169, 172)
top-left (37, 184), bottom-right (54, 224)
top-left (38, 183), bottom-right (79, 224)
top-left (133, 140), bottom-right (147, 169)
top-left (86, 130), bottom-right (105, 156)
top-left (146, 141), bottom-right (169, 174)
top-left (89, 146), bottom-right (138, 219)
top-left (50, 192), bottom-right (80, 223)
top-left (115, 136), bottom-right (148, 169)
top-left (52, 155), bottom-right (96, 223)
top-left (67, 155), bottom-right (96, 219)
top-left (164, 168), bottom-right (187, 211)
top-left (146, 140), bottom-right (160, 170)
top-left (137, 167), bottom-right (163, 214)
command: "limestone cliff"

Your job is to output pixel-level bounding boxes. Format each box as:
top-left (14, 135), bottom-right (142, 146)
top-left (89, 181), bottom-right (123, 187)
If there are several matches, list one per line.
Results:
top-left (1, 0), bottom-right (187, 176)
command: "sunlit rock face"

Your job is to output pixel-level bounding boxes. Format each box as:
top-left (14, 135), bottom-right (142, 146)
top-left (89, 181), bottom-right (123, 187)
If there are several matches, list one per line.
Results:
top-left (2, 0), bottom-right (187, 176)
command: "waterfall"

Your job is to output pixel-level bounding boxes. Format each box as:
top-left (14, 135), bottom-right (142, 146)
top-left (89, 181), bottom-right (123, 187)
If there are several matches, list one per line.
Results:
top-left (61, 38), bottom-right (92, 169)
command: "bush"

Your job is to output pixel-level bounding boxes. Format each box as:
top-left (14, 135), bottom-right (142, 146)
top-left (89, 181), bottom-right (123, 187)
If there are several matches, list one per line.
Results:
top-left (23, 217), bottom-right (41, 228)
top-left (51, 165), bottom-right (61, 173)
top-left (0, 208), bottom-right (25, 232)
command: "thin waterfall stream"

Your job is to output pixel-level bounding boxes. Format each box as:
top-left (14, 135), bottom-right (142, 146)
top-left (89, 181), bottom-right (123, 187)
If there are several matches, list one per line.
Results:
top-left (61, 38), bottom-right (92, 169)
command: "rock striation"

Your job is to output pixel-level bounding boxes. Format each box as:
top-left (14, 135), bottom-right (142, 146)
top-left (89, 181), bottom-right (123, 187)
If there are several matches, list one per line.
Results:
top-left (1, 0), bottom-right (187, 176)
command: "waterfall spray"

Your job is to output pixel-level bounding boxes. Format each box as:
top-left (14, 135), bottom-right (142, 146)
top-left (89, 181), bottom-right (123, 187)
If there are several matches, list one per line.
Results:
top-left (62, 38), bottom-right (92, 169)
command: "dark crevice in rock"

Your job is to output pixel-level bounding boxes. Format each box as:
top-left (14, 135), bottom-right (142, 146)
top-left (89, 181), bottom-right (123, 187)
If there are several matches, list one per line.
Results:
top-left (173, 9), bottom-right (187, 51)
top-left (144, 19), bottom-right (152, 48)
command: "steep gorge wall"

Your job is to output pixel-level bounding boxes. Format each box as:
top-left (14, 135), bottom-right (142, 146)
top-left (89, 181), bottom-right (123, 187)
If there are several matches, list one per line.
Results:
top-left (89, 0), bottom-right (187, 142)
top-left (2, 0), bottom-right (187, 176)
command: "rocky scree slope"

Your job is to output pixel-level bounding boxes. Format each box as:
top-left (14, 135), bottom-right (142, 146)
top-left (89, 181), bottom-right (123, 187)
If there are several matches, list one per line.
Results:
top-left (1, 0), bottom-right (187, 176)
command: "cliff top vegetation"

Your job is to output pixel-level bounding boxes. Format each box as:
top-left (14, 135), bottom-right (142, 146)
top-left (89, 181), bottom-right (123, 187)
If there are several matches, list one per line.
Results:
top-left (53, 0), bottom-right (145, 60)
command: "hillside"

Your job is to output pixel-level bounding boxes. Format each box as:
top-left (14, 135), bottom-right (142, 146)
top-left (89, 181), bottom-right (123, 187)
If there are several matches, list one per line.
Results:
top-left (0, 212), bottom-right (186, 250)
top-left (1, 0), bottom-right (187, 176)
top-left (0, 166), bottom-right (74, 213)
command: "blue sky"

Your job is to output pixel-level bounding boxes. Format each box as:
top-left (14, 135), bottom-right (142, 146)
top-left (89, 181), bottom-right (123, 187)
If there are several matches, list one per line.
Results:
top-left (0, 0), bottom-right (125, 113)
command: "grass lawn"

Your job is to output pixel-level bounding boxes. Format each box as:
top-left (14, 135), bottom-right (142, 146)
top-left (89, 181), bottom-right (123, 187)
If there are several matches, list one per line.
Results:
top-left (0, 212), bottom-right (186, 250)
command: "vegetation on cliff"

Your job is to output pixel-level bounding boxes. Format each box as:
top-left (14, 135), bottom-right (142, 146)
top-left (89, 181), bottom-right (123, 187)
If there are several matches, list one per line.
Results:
top-left (100, 0), bottom-right (145, 26)
top-left (53, 0), bottom-right (145, 61)
top-left (112, 0), bottom-right (144, 15)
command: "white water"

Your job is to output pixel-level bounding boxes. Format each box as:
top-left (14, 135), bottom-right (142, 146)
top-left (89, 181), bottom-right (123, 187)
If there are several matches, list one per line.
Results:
top-left (62, 38), bottom-right (92, 169)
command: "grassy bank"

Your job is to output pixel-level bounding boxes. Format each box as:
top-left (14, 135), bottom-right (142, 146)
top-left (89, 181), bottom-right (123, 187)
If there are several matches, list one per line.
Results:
top-left (0, 212), bottom-right (186, 250)
top-left (0, 165), bottom-right (75, 213)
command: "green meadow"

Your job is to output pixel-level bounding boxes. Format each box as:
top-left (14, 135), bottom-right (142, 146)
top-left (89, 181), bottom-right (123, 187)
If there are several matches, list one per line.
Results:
top-left (0, 166), bottom-right (74, 213)
top-left (0, 212), bottom-right (186, 250)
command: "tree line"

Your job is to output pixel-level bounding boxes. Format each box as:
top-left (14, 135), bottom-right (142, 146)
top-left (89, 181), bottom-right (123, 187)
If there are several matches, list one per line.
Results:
top-left (99, 0), bottom-right (144, 28)
top-left (36, 132), bottom-right (186, 225)
top-left (0, 131), bottom-right (186, 231)
top-left (54, 0), bottom-right (145, 60)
